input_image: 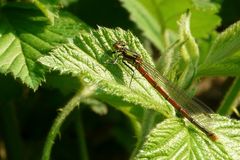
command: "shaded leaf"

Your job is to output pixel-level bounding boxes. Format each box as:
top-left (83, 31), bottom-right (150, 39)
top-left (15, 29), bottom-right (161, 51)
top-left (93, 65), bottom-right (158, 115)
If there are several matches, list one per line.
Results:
top-left (33, 0), bottom-right (58, 24)
top-left (0, 4), bottom-right (89, 90)
top-left (45, 73), bottom-right (81, 94)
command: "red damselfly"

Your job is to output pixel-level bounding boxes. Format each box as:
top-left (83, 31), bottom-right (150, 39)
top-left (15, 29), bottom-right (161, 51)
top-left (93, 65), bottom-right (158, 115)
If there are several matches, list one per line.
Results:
top-left (112, 41), bottom-right (218, 141)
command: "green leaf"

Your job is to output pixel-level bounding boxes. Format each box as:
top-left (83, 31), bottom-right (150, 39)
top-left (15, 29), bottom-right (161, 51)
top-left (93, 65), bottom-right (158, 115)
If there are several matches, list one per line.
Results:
top-left (120, 0), bottom-right (165, 51)
top-left (204, 20), bottom-right (240, 63)
top-left (33, 0), bottom-right (58, 24)
top-left (190, 0), bottom-right (221, 38)
top-left (197, 21), bottom-right (240, 77)
top-left (120, 0), bottom-right (220, 51)
top-left (175, 12), bottom-right (200, 88)
top-left (38, 26), bottom-right (240, 159)
top-left (135, 115), bottom-right (240, 160)
top-left (197, 51), bottom-right (240, 76)
top-left (190, 9), bottom-right (220, 38)
top-left (162, 0), bottom-right (220, 38)
top-left (0, 4), bottom-right (89, 90)
top-left (157, 12), bottom-right (200, 88)
top-left (39, 27), bottom-right (174, 117)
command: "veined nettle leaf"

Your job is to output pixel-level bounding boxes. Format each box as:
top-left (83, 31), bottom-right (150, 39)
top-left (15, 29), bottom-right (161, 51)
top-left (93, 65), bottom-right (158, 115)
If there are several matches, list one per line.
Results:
top-left (198, 20), bottom-right (240, 77)
top-left (0, 4), bottom-right (89, 90)
top-left (135, 115), bottom-right (240, 160)
top-left (39, 27), bottom-right (174, 117)
top-left (39, 27), bottom-right (240, 159)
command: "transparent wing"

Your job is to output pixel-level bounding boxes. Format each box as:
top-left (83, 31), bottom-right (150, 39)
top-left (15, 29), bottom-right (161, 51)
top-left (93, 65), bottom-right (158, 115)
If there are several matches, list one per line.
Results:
top-left (140, 61), bottom-right (214, 128)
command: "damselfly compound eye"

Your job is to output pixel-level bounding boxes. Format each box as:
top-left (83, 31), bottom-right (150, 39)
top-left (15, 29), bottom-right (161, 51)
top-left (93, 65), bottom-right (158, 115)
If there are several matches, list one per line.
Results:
top-left (113, 41), bottom-right (126, 51)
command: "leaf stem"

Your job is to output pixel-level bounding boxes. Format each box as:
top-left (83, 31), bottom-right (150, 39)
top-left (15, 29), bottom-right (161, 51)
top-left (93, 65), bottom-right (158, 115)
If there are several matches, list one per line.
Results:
top-left (217, 77), bottom-right (240, 116)
top-left (75, 109), bottom-right (89, 160)
top-left (41, 86), bottom-right (94, 160)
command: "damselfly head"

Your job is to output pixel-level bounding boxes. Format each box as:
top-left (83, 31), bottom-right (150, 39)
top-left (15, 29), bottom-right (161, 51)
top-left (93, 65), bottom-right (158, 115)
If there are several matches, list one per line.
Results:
top-left (113, 41), bottom-right (126, 51)
top-left (208, 132), bottom-right (218, 141)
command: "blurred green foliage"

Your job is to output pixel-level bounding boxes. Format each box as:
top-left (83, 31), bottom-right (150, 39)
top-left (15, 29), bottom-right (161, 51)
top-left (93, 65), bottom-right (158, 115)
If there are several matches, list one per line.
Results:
top-left (0, 0), bottom-right (240, 160)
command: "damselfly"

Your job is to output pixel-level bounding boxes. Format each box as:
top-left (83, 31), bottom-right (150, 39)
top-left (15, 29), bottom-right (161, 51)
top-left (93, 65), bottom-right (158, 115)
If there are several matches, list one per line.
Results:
top-left (112, 41), bottom-right (218, 141)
